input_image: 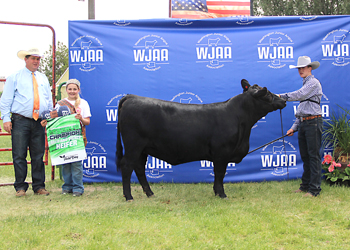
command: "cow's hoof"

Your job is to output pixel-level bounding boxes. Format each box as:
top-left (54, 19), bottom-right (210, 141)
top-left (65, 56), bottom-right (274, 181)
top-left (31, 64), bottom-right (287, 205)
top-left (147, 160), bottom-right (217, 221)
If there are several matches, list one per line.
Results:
top-left (144, 191), bottom-right (155, 197)
top-left (215, 193), bottom-right (227, 199)
top-left (124, 195), bottom-right (134, 202)
top-left (126, 199), bottom-right (134, 202)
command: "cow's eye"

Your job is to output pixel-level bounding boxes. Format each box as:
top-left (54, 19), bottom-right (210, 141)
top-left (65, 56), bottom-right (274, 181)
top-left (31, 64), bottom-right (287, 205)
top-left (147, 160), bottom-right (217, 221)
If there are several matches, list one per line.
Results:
top-left (262, 93), bottom-right (273, 102)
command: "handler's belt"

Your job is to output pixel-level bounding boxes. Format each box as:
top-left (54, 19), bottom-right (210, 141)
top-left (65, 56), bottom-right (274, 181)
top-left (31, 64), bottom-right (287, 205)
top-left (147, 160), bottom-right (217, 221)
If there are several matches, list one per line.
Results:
top-left (300, 115), bottom-right (322, 122)
top-left (12, 113), bottom-right (42, 121)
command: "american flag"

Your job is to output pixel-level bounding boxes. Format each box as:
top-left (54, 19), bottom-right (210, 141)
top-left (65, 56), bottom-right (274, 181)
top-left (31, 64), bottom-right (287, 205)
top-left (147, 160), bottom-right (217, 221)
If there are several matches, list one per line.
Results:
top-left (171, 0), bottom-right (217, 19)
top-left (171, 0), bottom-right (250, 19)
top-left (207, 0), bottom-right (251, 17)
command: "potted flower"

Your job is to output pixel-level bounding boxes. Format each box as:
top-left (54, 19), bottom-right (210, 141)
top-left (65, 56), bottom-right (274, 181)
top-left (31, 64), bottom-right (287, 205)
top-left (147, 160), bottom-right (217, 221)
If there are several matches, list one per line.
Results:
top-left (322, 105), bottom-right (350, 185)
top-left (322, 154), bottom-right (350, 185)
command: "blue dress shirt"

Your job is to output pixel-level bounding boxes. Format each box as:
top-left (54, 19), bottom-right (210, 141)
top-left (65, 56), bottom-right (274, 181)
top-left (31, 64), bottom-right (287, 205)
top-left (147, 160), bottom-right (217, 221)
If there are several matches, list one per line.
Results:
top-left (0, 67), bottom-right (53, 123)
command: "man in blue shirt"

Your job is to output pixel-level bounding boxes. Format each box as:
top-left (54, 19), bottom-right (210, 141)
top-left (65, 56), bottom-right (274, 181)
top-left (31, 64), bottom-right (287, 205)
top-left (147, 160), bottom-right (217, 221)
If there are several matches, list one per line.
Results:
top-left (0, 48), bottom-right (53, 197)
top-left (279, 56), bottom-right (323, 197)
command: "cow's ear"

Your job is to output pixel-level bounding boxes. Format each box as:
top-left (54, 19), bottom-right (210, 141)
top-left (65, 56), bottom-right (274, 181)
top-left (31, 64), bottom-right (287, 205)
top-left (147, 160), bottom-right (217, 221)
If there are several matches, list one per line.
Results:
top-left (241, 79), bottom-right (250, 92)
top-left (253, 87), bottom-right (268, 98)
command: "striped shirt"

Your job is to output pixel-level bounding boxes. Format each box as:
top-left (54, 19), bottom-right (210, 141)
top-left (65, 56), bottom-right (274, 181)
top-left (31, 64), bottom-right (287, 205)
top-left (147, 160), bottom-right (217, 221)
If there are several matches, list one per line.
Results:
top-left (280, 75), bottom-right (323, 131)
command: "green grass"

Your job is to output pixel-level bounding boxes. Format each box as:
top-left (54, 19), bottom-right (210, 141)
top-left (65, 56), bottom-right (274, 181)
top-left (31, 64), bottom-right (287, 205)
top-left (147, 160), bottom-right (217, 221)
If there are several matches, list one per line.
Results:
top-left (1, 180), bottom-right (350, 249)
top-left (1, 121), bottom-right (350, 249)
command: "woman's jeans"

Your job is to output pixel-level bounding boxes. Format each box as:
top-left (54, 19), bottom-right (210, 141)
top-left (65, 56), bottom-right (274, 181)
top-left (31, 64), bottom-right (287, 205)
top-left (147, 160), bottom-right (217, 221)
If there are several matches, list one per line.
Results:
top-left (61, 161), bottom-right (84, 193)
top-left (298, 117), bottom-right (323, 196)
top-left (11, 114), bottom-right (46, 192)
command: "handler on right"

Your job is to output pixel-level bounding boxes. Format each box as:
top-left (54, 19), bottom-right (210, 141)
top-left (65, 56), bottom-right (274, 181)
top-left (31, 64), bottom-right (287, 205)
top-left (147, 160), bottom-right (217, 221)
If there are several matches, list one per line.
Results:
top-left (279, 56), bottom-right (323, 197)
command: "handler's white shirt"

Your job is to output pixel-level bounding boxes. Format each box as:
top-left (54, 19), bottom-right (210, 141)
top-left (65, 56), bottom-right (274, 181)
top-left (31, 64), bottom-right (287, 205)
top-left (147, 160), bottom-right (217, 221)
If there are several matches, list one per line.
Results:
top-left (55, 98), bottom-right (91, 118)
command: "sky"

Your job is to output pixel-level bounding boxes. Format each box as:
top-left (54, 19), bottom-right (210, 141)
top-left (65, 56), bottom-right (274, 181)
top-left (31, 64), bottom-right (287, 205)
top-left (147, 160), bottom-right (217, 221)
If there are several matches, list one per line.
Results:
top-left (0, 0), bottom-right (169, 78)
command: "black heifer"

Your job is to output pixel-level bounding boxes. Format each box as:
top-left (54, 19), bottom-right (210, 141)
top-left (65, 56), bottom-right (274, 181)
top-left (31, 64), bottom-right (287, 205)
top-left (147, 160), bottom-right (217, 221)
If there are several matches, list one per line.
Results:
top-left (116, 79), bottom-right (286, 201)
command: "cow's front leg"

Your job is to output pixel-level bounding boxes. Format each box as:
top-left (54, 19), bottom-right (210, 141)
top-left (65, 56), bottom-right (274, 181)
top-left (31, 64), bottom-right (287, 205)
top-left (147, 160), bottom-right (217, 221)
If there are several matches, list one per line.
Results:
top-left (213, 163), bottom-right (228, 198)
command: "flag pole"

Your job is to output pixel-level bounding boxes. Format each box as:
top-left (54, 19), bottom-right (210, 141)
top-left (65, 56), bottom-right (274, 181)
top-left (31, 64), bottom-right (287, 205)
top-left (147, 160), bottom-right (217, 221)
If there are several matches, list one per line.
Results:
top-left (169, 0), bottom-right (172, 18)
top-left (88, 0), bottom-right (95, 20)
top-left (250, 0), bottom-right (254, 16)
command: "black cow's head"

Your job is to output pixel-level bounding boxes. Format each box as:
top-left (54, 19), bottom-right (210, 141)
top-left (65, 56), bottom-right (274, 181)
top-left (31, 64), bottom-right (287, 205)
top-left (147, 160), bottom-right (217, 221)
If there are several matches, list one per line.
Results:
top-left (241, 79), bottom-right (286, 111)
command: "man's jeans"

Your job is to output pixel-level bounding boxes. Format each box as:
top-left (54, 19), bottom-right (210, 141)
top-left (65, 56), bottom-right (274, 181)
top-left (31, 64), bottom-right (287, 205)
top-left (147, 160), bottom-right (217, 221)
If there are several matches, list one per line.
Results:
top-left (11, 114), bottom-right (46, 192)
top-left (298, 117), bottom-right (323, 196)
top-left (61, 161), bottom-right (84, 194)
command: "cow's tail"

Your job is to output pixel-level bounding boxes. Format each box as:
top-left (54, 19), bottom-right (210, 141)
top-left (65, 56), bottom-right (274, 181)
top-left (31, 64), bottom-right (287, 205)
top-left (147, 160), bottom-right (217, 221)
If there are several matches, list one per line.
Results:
top-left (116, 96), bottom-right (128, 172)
top-left (116, 121), bottom-right (123, 172)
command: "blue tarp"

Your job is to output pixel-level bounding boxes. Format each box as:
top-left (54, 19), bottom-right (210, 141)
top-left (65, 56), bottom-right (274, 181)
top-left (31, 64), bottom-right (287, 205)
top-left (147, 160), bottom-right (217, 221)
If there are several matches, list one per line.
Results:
top-left (68, 15), bottom-right (350, 183)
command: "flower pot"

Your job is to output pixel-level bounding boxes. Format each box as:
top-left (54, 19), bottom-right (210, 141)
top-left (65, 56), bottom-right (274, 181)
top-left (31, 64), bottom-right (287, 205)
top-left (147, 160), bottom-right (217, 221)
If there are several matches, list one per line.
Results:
top-left (325, 178), bottom-right (350, 187)
top-left (334, 148), bottom-right (350, 171)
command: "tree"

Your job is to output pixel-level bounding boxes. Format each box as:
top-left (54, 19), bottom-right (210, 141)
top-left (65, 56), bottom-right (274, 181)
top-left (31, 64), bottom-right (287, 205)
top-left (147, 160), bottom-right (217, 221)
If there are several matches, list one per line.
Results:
top-left (253, 0), bottom-right (350, 16)
top-left (38, 41), bottom-right (68, 86)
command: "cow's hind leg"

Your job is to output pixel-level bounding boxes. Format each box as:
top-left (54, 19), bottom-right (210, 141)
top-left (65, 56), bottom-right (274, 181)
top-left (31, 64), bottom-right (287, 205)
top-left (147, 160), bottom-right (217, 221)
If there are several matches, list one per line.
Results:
top-left (120, 157), bottom-right (134, 201)
top-left (213, 162), bottom-right (228, 198)
top-left (134, 153), bottom-right (154, 198)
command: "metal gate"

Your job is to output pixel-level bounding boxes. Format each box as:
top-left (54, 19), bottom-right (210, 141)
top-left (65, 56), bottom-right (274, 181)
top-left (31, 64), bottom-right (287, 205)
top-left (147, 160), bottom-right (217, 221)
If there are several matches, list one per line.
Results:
top-left (0, 21), bottom-right (57, 186)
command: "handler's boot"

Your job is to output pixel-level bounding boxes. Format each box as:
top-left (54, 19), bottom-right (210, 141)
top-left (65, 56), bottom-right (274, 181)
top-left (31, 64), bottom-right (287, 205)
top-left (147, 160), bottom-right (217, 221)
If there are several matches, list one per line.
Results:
top-left (35, 188), bottom-right (50, 196)
top-left (16, 190), bottom-right (26, 197)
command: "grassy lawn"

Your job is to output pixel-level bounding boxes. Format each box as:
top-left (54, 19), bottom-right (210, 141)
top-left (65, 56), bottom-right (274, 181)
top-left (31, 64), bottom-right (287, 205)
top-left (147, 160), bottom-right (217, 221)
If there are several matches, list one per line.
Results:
top-left (1, 179), bottom-right (349, 249)
top-left (1, 121), bottom-right (349, 249)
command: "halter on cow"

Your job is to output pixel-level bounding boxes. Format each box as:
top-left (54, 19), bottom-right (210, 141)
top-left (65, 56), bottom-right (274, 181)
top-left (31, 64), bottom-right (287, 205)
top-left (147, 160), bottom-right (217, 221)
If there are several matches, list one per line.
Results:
top-left (116, 79), bottom-right (286, 201)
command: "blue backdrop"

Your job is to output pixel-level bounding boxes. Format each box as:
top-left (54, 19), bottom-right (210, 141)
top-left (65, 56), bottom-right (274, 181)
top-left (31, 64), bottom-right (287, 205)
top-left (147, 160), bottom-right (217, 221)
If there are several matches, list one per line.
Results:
top-left (68, 15), bottom-right (350, 183)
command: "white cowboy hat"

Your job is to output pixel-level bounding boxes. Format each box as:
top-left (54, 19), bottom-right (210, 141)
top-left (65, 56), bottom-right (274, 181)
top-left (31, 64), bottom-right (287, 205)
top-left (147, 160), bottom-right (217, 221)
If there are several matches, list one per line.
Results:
top-left (289, 56), bottom-right (320, 70)
top-left (17, 47), bottom-right (42, 60)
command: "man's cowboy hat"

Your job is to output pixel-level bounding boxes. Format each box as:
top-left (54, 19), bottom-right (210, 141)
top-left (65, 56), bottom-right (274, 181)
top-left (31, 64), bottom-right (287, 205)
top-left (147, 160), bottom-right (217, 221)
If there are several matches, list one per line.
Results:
top-left (289, 56), bottom-right (320, 70)
top-left (17, 48), bottom-right (42, 60)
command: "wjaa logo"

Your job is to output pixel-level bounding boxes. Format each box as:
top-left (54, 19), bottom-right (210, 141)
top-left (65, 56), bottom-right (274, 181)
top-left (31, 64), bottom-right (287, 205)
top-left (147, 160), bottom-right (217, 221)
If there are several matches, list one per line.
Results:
top-left (113, 20), bottom-right (131, 26)
top-left (225, 16), bottom-right (254, 25)
top-left (196, 33), bottom-right (233, 69)
top-left (200, 161), bottom-right (236, 177)
top-left (133, 34), bottom-right (169, 71)
top-left (236, 16), bottom-right (254, 25)
top-left (260, 139), bottom-right (298, 176)
top-left (145, 156), bottom-right (173, 179)
top-left (257, 32), bottom-right (294, 69)
top-left (70, 35), bottom-right (104, 72)
top-left (170, 91), bottom-right (203, 104)
top-left (300, 16), bottom-right (317, 21)
top-left (105, 94), bottom-right (126, 127)
top-left (321, 29), bottom-right (350, 66)
top-left (174, 19), bottom-right (193, 26)
top-left (83, 142), bottom-right (107, 178)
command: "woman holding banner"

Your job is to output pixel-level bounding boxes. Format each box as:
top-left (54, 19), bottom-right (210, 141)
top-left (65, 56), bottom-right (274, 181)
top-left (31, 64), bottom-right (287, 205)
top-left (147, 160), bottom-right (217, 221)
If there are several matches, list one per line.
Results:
top-left (55, 79), bottom-right (91, 197)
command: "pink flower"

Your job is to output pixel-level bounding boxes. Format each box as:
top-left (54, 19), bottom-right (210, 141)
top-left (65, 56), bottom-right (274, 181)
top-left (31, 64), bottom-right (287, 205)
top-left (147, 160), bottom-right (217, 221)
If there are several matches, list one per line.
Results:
top-left (328, 165), bottom-right (334, 172)
top-left (347, 163), bottom-right (350, 167)
top-left (330, 161), bottom-right (342, 168)
top-left (322, 154), bottom-right (333, 164)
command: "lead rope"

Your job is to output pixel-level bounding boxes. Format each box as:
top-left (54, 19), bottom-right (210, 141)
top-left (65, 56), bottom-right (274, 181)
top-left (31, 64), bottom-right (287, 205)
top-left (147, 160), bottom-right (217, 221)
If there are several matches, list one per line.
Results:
top-left (280, 109), bottom-right (289, 180)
